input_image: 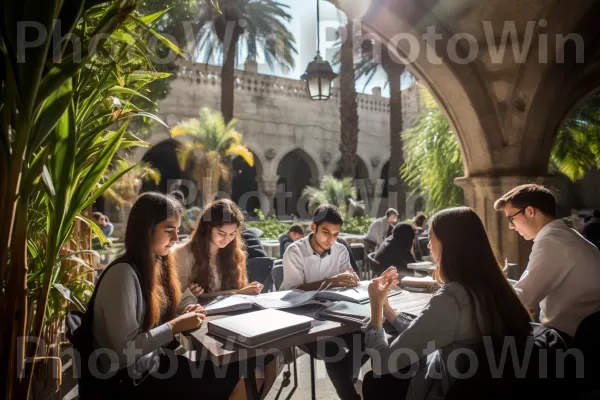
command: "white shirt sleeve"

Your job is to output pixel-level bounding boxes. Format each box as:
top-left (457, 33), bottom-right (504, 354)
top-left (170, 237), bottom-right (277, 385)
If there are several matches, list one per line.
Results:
top-left (281, 245), bottom-right (306, 290)
top-left (338, 245), bottom-right (351, 274)
top-left (514, 237), bottom-right (572, 309)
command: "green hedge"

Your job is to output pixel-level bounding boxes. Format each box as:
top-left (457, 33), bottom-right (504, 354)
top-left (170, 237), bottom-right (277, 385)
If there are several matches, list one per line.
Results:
top-left (246, 211), bottom-right (374, 239)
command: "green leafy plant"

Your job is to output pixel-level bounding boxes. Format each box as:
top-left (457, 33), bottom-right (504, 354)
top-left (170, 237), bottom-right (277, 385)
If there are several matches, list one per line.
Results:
top-left (401, 84), bottom-right (464, 214)
top-left (301, 175), bottom-right (364, 218)
top-left (0, 2), bottom-right (176, 397)
top-left (550, 93), bottom-right (600, 181)
top-left (342, 216), bottom-right (374, 235)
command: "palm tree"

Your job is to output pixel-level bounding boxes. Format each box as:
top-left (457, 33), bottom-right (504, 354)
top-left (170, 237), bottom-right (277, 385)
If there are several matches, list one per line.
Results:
top-left (172, 108), bottom-right (254, 204)
top-left (337, 19), bottom-right (359, 179)
top-left (195, 0), bottom-right (297, 123)
top-left (302, 175), bottom-right (364, 218)
top-left (192, 0), bottom-right (296, 195)
top-left (550, 93), bottom-right (600, 181)
top-left (401, 85), bottom-right (464, 214)
top-left (356, 35), bottom-right (414, 218)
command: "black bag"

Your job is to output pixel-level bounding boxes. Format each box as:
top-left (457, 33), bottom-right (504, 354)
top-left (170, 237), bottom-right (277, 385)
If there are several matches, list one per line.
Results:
top-left (65, 257), bottom-right (139, 398)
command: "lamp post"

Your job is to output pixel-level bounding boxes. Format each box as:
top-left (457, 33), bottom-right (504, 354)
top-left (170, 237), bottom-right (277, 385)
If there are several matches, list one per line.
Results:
top-left (301, 0), bottom-right (338, 100)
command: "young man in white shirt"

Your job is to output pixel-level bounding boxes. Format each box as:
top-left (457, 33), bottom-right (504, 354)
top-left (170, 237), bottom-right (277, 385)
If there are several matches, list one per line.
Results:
top-left (494, 184), bottom-right (600, 341)
top-left (282, 204), bottom-right (366, 400)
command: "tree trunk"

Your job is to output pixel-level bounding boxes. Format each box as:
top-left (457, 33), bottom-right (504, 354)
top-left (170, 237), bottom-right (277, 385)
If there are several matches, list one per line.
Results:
top-left (220, 36), bottom-right (238, 196)
top-left (337, 20), bottom-right (359, 179)
top-left (383, 58), bottom-right (406, 218)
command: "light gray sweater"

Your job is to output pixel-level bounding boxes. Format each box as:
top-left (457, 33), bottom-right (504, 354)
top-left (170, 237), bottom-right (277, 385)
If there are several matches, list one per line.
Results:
top-left (92, 263), bottom-right (174, 376)
top-left (365, 282), bottom-right (483, 400)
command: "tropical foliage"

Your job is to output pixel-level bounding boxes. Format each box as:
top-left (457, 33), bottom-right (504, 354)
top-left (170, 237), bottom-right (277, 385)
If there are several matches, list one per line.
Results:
top-left (301, 175), bottom-right (364, 218)
top-left (194, 0), bottom-right (297, 122)
top-left (103, 161), bottom-right (161, 206)
top-left (550, 93), bottom-right (600, 181)
top-left (0, 1), bottom-right (174, 398)
top-left (172, 107), bottom-right (254, 204)
top-left (401, 85), bottom-right (464, 214)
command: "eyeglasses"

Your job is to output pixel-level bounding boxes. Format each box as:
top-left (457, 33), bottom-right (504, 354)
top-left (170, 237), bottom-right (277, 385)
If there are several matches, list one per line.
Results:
top-left (507, 208), bottom-right (527, 225)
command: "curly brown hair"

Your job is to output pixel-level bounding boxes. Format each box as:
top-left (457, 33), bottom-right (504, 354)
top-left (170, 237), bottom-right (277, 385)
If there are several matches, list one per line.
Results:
top-left (190, 199), bottom-right (248, 292)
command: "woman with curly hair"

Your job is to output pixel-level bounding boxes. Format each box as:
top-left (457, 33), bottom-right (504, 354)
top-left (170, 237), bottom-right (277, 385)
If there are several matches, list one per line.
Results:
top-left (174, 198), bottom-right (263, 305)
top-left (173, 199), bottom-right (275, 398)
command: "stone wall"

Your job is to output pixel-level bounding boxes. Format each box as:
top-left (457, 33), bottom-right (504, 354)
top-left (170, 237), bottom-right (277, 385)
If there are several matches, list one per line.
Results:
top-left (141, 60), bottom-right (422, 217)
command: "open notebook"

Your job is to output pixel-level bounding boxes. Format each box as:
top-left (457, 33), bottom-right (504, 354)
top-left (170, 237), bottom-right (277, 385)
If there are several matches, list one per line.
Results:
top-left (314, 280), bottom-right (402, 304)
top-left (203, 289), bottom-right (322, 315)
top-left (207, 308), bottom-right (313, 348)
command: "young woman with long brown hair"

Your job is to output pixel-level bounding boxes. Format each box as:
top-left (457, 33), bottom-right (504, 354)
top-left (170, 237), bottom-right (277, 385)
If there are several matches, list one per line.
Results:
top-left (90, 192), bottom-right (247, 398)
top-left (173, 198), bottom-right (276, 397)
top-left (174, 198), bottom-right (263, 305)
top-left (363, 207), bottom-right (533, 400)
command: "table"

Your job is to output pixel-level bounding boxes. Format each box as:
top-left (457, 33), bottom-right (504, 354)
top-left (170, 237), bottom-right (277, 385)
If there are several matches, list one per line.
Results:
top-left (407, 261), bottom-right (436, 276)
top-left (184, 291), bottom-right (432, 399)
top-left (260, 239), bottom-right (281, 258)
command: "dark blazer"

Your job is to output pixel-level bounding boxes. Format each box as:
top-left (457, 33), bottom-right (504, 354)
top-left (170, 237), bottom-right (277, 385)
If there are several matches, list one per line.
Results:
top-left (242, 228), bottom-right (268, 259)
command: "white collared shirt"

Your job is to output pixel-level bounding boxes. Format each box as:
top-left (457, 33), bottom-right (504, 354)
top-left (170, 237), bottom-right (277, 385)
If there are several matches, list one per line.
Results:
top-left (514, 219), bottom-right (600, 336)
top-left (280, 234), bottom-right (351, 290)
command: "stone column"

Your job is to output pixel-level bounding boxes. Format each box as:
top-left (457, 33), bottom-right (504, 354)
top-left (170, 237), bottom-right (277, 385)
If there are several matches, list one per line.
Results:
top-left (257, 174), bottom-right (279, 216)
top-left (455, 175), bottom-right (554, 276)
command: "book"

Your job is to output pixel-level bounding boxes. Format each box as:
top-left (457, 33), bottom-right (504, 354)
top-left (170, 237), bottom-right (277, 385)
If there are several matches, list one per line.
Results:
top-left (207, 309), bottom-right (313, 348)
top-left (315, 301), bottom-right (372, 325)
top-left (314, 280), bottom-right (402, 304)
top-left (400, 276), bottom-right (437, 292)
top-left (203, 290), bottom-right (322, 315)
top-left (406, 261), bottom-right (436, 272)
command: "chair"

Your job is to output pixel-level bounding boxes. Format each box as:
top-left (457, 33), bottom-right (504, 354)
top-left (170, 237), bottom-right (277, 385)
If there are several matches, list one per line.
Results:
top-left (446, 327), bottom-right (572, 399)
top-left (350, 243), bottom-right (366, 279)
top-left (365, 252), bottom-right (378, 278)
top-left (246, 257), bottom-right (273, 293)
top-left (271, 259), bottom-right (284, 290)
top-left (574, 311), bottom-right (600, 394)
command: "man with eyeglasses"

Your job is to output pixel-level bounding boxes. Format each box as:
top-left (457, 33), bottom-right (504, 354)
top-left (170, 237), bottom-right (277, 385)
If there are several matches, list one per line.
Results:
top-left (494, 184), bottom-right (600, 342)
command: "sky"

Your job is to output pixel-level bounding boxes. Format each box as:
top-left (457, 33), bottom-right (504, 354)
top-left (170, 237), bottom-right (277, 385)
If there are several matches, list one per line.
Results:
top-left (197, 0), bottom-right (394, 97)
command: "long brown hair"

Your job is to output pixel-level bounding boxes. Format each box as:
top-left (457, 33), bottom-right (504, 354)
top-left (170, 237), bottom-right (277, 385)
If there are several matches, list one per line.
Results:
top-left (190, 199), bottom-right (248, 292)
top-left (431, 207), bottom-right (532, 337)
top-left (124, 192), bottom-right (183, 330)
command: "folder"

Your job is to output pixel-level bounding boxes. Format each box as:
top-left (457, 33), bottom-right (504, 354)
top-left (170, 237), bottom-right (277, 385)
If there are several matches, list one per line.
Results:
top-left (207, 308), bottom-right (313, 348)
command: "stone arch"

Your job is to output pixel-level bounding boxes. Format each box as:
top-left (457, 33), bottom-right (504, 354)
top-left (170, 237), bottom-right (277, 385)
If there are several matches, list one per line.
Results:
top-left (140, 138), bottom-right (190, 197)
top-left (269, 145), bottom-right (322, 181)
top-left (359, 4), bottom-right (497, 176)
top-left (275, 148), bottom-right (320, 218)
top-left (331, 155), bottom-right (372, 201)
top-left (378, 160), bottom-right (390, 198)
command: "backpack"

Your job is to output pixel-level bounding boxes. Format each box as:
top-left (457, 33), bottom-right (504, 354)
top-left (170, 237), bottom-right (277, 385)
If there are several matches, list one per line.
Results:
top-left (65, 257), bottom-right (140, 398)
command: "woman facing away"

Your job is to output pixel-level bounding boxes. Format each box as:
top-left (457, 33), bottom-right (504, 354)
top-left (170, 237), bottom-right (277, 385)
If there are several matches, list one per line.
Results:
top-left (173, 198), bottom-right (276, 395)
top-left (363, 207), bottom-right (533, 400)
top-left (372, 222), bottom-right (417, 277)
top-left (91, 192), bottom-right (249, 398)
